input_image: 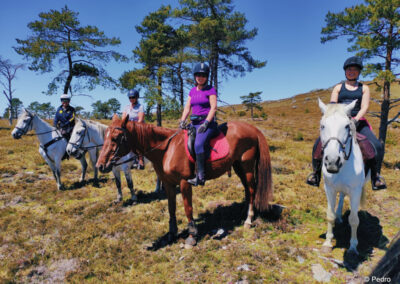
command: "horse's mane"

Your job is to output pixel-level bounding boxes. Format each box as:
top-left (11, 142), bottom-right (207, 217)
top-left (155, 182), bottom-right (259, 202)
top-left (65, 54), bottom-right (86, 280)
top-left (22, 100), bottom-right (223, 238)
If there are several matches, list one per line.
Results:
top-left (80, 119), bottom-right (108, 137)
top-left (129, 122), bottom-right (176, 151)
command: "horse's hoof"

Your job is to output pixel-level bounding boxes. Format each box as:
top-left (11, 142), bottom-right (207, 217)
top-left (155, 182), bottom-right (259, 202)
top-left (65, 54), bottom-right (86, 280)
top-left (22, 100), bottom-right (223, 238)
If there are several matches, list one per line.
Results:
top-left (167, 233), bottom-right (177, 244)
top-left (113, 198), bottom-right (122, 204)
top-left (244, 222), bottom-right (251, 229)
top-left (321, 245), bottom-right (332, 254)
top-left (185, 236), bottom-right (197, 248)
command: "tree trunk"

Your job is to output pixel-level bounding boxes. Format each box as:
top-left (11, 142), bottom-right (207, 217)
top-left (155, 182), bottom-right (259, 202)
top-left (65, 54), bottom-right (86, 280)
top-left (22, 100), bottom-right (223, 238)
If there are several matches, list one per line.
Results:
top-left (157, 73), bottom-right (162, 127)
top-left (178, 63), bottom-right (184, 107)
top-left (64, 31), bottom-right (73, 95)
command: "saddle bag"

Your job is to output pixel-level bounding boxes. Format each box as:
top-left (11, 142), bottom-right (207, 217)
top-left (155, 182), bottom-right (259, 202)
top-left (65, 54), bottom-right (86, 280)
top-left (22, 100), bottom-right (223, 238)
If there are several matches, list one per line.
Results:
top-left (356, 133), bottom-right (376, 161)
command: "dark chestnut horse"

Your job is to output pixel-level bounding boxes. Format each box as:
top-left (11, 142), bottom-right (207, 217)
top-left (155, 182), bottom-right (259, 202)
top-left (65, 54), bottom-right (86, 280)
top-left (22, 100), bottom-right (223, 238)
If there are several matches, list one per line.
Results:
top-left (96, 114), bottom-right (273, 245)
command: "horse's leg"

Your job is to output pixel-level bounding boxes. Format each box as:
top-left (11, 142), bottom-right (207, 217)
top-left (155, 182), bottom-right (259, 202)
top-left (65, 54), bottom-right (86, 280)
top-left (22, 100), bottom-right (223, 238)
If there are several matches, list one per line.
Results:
top-left (335, 192), bottom-right (345, 224)
top-left (88, 149), bottom-right (98, 182)
top-left (165, 183), bottom-right (178, 243)
top-left (40, 148), bottom-right (63, 190)
top-left (79, 155), bottom-right (88, 183)
top-left (112, 168), bottom-right (123, 203)
top-left (154, 177), bottom-right (163, 193)
top-left (323, 188), bottom-right (337, 249)
top-left (179, 179), bottom-right (197, 246)
top-left (348, 190), bottom-right (361, 254)
top-left (124, 167), bottom-right (137, 203)
top-left (233, 161), bottom-right (254, 229)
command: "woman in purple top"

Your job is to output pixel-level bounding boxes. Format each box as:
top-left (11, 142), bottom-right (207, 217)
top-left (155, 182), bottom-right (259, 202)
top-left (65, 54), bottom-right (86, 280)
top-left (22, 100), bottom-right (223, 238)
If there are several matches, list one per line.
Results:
top-left (179, 63), bottom-right (218, 186)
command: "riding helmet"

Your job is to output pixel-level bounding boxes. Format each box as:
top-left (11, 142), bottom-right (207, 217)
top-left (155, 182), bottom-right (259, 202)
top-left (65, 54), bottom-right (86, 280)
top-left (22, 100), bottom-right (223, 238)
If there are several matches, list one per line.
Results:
top-left (60, 94), bottom-right (71, 101)
top-left (193, 63), bottom-right (210, 77)
top-left (127, 89), bottom-right (139, 98)
top-left (343, 56), bottom-right (363, 70)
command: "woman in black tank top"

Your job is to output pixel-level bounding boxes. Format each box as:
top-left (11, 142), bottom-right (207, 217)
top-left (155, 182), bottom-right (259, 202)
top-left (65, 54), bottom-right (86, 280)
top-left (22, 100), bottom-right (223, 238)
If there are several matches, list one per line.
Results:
top-left (306, 56), bottom-right (386, 190)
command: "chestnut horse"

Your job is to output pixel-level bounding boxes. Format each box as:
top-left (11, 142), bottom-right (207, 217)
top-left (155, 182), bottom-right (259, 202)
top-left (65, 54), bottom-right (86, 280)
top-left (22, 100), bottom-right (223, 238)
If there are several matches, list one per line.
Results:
top-left (96, 114), bottom-right (273, 245)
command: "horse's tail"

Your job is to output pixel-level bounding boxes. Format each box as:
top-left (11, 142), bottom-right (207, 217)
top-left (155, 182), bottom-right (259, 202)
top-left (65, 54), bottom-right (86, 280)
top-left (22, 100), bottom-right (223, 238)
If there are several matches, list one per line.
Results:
top-left (254, 131), bottom-right (273, 212)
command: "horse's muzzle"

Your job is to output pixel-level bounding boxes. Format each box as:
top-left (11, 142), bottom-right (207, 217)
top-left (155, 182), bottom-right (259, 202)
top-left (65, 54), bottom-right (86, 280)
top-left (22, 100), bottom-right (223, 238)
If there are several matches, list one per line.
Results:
top-left (12, 132), bottom-right (22, 139)
top-left (324, 156), bottom-right (342, 174)
top-left (97, 163), bottom-right (113, 173)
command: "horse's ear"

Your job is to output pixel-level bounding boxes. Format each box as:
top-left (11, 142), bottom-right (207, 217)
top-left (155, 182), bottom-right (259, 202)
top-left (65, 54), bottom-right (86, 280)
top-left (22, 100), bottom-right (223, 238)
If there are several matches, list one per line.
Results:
top-left (344, 100), bottom-right (357, 116)
top-left (318, 98), bottom-right (327, 114)
top-left (111, 114), bottom-right (120, 123)
top-left (121, 113), bottom-right (129, 128)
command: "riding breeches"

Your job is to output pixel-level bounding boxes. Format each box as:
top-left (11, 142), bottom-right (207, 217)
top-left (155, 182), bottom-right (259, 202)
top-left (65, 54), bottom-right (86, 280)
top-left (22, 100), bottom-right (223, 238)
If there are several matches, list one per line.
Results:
top-left (192, 120), bottom-right (218, 154)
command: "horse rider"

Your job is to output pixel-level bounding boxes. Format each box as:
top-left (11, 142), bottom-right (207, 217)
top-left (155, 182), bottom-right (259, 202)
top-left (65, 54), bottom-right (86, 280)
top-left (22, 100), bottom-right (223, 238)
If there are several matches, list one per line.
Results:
top-left (54, 93), bottom-right (76, 141)
top-left (306, 56), bottom-right (387, 190)
top-left (122, 88), bottom-right (145, 170)
top-left (179, 63), bottom-right (218, 186)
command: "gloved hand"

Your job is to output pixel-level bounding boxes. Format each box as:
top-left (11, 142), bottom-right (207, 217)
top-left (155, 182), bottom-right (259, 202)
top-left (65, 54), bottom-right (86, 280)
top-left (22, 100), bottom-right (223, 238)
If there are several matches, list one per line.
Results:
top-left (179, 120), bottom-right (186, 129)
top-left (60, 129), bottom-right (67, 136)
top-left (198, 120), bottom-right (209, 133)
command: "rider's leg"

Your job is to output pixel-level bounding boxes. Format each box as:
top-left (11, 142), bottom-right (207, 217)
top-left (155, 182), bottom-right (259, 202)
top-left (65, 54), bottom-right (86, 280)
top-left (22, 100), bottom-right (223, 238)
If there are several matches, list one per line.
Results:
top-left (358, 122), bottom-right (386, 190)
top-left (306, 137), bottom-right (323, 187)
top-left (187, 121), bottom-right (216, 186)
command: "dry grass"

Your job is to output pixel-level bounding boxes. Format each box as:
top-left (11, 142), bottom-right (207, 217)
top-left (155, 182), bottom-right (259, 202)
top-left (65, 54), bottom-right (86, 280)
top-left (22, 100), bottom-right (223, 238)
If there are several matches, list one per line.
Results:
top-left (0, 83), bottom-right (399, 283)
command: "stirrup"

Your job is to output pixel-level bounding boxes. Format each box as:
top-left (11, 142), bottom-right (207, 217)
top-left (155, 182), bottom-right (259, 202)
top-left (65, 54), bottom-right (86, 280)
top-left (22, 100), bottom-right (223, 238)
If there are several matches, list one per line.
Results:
top-left (306, 172), bottom-right (320, 187)
top-left (187, 176), bottom-right (205, 186)
top-left (372, 175), bottom-right (387, 191)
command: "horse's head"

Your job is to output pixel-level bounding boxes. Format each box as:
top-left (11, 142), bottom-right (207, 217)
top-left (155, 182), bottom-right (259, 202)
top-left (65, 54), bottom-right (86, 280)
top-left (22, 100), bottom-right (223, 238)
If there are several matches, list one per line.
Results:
top-left (66, 118), bottom-right (86, 159)
top-left (96, 114), bottom-right (131, 173)
top-left (318, 99), bottom-right (357, 174)
top-left (11, 108), bottom-right (34, 139)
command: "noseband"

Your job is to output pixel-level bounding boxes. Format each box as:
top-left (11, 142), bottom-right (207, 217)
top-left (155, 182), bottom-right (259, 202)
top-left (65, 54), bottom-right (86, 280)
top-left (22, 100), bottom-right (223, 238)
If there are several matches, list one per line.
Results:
top-left (322, 126), bottom-right (353, 161)
top-left (109, 127), bottom-right (129, 165)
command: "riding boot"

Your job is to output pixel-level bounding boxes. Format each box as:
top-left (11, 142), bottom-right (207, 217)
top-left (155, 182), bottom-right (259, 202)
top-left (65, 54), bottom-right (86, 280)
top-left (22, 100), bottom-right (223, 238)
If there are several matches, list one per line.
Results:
top-left (188, 153), bottom-right (206, 186)
top-left (366, 158), bottom-right (387, 190)
top-left (306, 158), bottom-right (322, 187)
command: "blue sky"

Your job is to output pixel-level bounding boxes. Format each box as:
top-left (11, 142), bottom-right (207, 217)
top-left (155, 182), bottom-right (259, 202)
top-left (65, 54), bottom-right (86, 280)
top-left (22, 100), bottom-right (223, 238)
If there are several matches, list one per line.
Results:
top-left (0, 0), bottom-right (366, 115)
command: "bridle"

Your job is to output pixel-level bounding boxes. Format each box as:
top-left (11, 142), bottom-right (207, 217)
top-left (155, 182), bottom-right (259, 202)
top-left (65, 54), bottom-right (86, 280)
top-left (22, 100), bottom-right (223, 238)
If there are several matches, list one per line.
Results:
top-left (107, 126), bottom-right (181, 165)
top-left (321, 124), bottom-right (353, 161)
top-left (15, 112), bottom-right (59, 136)
top-left (67, 120), bottom-right (103, 151)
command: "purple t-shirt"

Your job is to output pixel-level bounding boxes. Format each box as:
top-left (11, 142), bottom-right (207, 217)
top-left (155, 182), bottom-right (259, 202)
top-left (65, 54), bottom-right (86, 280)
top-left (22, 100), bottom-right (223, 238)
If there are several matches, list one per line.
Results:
top-left (189, 85), bottom-right (217, 116)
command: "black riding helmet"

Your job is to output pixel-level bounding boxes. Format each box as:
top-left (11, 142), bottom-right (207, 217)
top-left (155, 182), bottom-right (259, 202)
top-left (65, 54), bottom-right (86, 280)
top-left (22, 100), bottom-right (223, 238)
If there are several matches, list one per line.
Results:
top-left (193, 63), bottom-right (210, 77)
top-left (343, 56), bottom-right (363, 70)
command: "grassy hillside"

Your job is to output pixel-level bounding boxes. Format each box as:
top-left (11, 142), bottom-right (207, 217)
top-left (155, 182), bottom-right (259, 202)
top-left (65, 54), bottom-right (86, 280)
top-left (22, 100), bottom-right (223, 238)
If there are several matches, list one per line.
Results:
top-left (0, 83), bottom-right (399, 283)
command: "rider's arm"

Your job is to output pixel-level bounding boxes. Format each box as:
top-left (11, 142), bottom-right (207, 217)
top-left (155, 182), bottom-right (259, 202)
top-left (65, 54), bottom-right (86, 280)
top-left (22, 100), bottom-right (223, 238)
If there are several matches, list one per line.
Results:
top-left (329, 84), bottom-right (341, 103)
top-left (354, 85), bottom-right (370, 121)
top-left (205, 95), bottom-right (217, 122)
top-left (138, 105), bottom-right (145, 123)
top-left (180, 96), bottom-right (192, 122)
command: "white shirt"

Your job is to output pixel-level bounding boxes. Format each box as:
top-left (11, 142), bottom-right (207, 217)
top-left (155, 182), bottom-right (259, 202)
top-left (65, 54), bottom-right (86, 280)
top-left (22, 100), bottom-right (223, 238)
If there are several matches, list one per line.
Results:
top-left (123, 103), bottom-right (144, 121)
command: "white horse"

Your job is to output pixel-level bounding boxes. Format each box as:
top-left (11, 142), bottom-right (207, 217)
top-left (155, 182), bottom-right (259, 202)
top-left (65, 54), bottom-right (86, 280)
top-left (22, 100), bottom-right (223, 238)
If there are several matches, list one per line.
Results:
top-left (66, 118), bottom-right (138, 203)
top-left (11, 109), bottom-right (88, 190)
top-left (318, 99), bottom-right (368, 255)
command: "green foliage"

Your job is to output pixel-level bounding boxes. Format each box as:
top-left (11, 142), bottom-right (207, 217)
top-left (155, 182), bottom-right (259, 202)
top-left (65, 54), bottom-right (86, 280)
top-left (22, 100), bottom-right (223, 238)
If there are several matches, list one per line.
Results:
top-left (175, 0), bottom-right (266, 89)
top-left (91, 98), bottom-right (121, 119)
top-left (27, 101), bottom-right (55, 119)
top-left (3, 98), bottom-right (23, 119)
top-left (294, 132), bottom-right (304, 141)
top-left (238, 110), bottom-right (246, 117)
top-left (14, 5), bottom-right (127, 95)
top-left (240, 91), bottom-right (263, 120)
top-left (305, 108), bottom-right (310, 114)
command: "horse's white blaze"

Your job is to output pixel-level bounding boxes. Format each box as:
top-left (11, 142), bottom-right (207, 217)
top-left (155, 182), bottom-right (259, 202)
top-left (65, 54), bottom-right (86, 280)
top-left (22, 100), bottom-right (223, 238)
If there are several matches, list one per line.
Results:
top-left (318, 100), bottom-right (368, 254)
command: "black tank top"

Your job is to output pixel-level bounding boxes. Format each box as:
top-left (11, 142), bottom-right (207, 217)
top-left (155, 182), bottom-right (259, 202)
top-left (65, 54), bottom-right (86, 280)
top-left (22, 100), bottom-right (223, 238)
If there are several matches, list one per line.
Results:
top-left (338, 82), bottom-right (363, 117)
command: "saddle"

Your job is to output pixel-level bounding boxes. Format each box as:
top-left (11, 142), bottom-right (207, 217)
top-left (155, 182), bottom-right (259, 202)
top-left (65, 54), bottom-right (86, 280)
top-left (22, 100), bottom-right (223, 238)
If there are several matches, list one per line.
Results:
top-left (184, 123), bottom-right (230, 163)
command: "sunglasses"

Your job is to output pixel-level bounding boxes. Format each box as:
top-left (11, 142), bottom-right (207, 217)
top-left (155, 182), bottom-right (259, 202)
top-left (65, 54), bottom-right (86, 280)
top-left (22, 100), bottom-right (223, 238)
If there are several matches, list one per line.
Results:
top-left (61, 99), bottom-right (70, 102)
top-left (129, 96), bottom-right (137, 99)
top-left (195, 73), bottom-right (208, 78)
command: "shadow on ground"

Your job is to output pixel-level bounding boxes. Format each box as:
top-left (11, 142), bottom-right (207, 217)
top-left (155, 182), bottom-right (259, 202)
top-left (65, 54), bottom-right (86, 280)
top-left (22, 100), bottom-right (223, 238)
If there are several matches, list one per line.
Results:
top-left (147, 202), bottom-right (284, 251)
top-left (320, 210), bottom-right (389, 271)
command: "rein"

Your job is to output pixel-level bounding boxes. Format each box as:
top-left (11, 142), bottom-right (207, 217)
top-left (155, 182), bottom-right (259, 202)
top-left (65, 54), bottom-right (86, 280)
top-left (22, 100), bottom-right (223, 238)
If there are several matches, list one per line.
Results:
top-left (109, 126), bottom-right (181, 165)
top-left (322, 128), bottom-right (353, 161)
